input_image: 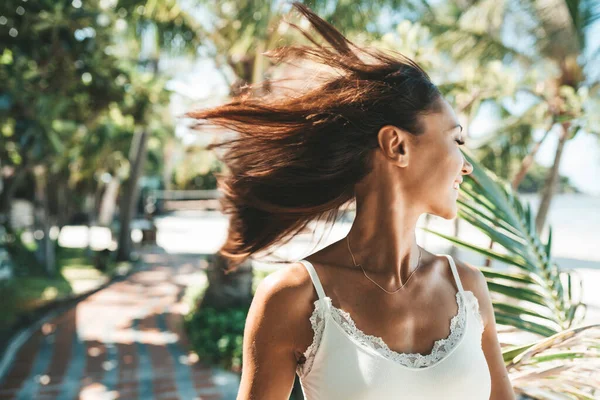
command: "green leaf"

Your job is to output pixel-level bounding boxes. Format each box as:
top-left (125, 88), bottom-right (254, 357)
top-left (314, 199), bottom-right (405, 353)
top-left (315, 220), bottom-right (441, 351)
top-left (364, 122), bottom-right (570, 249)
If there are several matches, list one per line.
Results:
top-left (495, 313), bottom-right (559, 337)
top-left (479, 266), bottom-right (538, 285)
top-left (492, 301), bottom-right (557, 322)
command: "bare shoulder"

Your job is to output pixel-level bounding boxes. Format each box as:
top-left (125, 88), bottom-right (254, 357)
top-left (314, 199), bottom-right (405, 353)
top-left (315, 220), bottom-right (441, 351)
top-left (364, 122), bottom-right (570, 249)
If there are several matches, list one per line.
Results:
top-left (250, 261), bottom-right (319, 353)
top-left (449, 256), bottom-right (486, 290)
top-left (255, 261), bottom-right (317, 310)
top-left (449, 256), bottom-right (493, 328)
top-left (239, 263), bottom-right (317, 397)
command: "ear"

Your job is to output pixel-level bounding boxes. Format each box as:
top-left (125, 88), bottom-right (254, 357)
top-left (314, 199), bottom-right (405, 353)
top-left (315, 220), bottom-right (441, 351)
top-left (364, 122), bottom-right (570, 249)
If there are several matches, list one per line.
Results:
top-left (377, 125), bottom-right (411, 167)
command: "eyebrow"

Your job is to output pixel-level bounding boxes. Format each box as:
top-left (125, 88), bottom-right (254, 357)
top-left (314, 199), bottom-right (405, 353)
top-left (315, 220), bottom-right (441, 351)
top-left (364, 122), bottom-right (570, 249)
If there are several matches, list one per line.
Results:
top-left (446, 124), bottom-right (463, 133)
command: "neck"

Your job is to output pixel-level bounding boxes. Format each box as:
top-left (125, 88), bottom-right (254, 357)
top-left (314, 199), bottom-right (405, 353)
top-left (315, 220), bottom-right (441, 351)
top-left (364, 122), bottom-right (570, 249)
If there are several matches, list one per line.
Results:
top-left (346, 185), bottom-right (423, 288)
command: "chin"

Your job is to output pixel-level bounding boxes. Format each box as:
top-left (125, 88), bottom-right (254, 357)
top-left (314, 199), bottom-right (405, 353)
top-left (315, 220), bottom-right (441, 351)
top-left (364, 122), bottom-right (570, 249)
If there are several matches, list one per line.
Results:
top-left (429, 202), bottom-right (458, 220)
top-left (440, 210), bottom-right (458, 220)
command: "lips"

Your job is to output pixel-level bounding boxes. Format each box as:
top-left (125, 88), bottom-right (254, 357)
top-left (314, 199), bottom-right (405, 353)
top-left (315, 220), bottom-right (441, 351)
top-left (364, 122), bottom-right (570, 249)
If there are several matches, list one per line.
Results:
top-left (453, 178), bottom-right (463, 190)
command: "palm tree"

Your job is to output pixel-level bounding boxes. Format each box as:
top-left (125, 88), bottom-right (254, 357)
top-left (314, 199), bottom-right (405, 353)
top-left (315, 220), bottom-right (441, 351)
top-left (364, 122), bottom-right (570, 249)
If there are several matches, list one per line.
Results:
top-left (112, 0), bottom-right (204, 261)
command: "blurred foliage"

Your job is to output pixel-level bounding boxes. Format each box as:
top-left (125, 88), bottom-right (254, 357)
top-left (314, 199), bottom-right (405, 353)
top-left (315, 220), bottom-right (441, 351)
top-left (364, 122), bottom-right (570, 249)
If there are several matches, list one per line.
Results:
top-left (1, 275), bottom-right (73, 328)
top-left (0, 0), bottom-right (129, 171)
top-left (184, 304), bottom-right (248, 373)
top-left (116, 0), bottom-right (203, 59)
top-left (171, 147), bottom-right (223, 190)
top-left (517, 163), bottom-right (580, 194)
top-left (2, 227), bottom-right (47, 276)
top-left (183, 266), bottom-right (269, 372)
top-left (0, 0), bottom-right (201, 228)
top-left (200, 0), bottom-right (432, 95)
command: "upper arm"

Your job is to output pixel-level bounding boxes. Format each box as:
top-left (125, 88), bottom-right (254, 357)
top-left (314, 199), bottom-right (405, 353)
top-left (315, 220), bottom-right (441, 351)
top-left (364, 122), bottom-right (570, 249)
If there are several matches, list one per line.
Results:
top-left (457, 259), bottom-right (516, 400)
top-left (237, 265), bottom-right (307, 400)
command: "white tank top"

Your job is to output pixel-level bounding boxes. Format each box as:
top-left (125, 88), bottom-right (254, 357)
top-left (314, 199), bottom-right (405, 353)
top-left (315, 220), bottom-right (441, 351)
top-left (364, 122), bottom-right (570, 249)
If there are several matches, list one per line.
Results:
top-left (296, 254), bottom-right (492, 400)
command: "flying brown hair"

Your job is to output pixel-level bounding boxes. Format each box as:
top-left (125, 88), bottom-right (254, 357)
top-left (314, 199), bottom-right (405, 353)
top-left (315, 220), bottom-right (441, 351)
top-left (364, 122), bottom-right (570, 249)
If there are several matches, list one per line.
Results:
top-left (185, 2), bottom-right (441, 271)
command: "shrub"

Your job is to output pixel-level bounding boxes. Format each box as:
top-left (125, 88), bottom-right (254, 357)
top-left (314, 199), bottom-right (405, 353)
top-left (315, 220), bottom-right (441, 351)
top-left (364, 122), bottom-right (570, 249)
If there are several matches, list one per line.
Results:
top-left (184, 304), bottom-right (249, 373)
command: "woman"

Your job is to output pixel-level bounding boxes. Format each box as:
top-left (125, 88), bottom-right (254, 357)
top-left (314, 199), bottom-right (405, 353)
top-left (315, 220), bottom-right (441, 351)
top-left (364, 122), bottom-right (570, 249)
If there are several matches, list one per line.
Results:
top-left (187, 3), bottom-right (515, 399)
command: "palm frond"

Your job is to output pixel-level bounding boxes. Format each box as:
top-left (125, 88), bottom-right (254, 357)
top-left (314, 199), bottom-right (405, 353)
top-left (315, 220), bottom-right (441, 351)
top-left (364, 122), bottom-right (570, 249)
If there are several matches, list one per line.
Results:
top-left (506, 324), bottom-right (600, 399)
top-left (430, 23), bottom-right (532, 64)
top-left (562, 0), bottom-right (600, 51)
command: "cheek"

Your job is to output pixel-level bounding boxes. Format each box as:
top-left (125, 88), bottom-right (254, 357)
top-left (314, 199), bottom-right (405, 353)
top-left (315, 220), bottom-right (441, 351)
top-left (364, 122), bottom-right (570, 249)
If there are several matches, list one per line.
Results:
top-left (407, 144), bottom-right (457, 191)
top-left (431, 147), bottom-right (456, 177)
top-left (409, 153), bottom-right (446, 191)
top-left (443, 145), bottom-right (463, 173)
top-left (422, 149), bottom-right (460, 194)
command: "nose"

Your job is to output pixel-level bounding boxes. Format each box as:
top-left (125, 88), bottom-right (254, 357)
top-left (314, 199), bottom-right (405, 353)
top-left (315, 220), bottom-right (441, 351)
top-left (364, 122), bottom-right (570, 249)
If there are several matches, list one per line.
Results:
top-left (461, 157), bottom-right (473, 175)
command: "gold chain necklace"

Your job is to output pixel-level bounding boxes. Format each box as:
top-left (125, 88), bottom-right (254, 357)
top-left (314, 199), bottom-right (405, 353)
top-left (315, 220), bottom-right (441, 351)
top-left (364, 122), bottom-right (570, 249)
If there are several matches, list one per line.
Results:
top-left (346, 235), bottom-right (423, 294)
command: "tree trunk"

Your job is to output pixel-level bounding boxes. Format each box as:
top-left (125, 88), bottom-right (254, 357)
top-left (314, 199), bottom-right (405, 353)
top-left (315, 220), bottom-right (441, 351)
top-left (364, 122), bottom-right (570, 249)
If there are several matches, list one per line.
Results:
top-left (201, 254), bottom-right (254, 310)
top-left (0, 166), bottom-right (28, 228)
top-left (511, 124), bottom-right (554, 190)
top-left (252, 40), bottom-right (267, 96)
top-left (56, 180), bottom-right (68, 228)
top-left (162, 138), bottom-right (176, 191)
top-left (117, 131), bottom-right (149, 261)
top-left (33, 166), bottom-right (55, 276)
top-left (84, 193), bottom-right (95, 258)
top-left (98, 176), bottom-right (121, 227)
top-left (535, 123), bottom-right (569, 235)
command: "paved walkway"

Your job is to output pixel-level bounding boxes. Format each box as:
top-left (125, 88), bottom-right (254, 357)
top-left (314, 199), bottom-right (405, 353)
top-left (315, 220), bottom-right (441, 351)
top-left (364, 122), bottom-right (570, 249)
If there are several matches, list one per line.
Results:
top-left (0, 247), bottom-right (229, 400)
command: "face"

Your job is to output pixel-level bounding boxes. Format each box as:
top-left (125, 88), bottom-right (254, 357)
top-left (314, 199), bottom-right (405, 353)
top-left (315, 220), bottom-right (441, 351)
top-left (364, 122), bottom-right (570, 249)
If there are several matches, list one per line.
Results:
top-left (375, 96), bottom-right (473, 219)
top-left (412, 97), bottom-right (473, 218)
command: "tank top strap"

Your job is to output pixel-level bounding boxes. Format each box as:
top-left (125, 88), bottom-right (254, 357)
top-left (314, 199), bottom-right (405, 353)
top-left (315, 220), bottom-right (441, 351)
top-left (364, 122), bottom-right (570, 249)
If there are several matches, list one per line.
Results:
top-left (298, 259), bottom-right (328, 301)
top-left (442, 254), bottom-right (464, 293)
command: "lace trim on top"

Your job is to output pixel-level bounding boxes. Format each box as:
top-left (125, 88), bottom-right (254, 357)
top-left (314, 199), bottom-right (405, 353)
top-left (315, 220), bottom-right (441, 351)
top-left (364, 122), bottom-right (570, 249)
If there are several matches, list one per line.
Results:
top-left (297, 291), bottom-right (484, 378)
top-left (297, 297), bottom-right (329, 378)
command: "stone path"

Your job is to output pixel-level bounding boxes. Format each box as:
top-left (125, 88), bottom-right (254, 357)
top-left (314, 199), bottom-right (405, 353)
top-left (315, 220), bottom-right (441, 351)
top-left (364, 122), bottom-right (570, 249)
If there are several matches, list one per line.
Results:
top-left (0, 248), bottom-right (227, 400)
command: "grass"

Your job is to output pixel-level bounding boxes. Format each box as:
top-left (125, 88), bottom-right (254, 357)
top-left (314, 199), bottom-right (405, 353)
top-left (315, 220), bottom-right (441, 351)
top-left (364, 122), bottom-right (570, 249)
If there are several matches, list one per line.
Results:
top-left (0, 243), bottom-right (123, 335)
top-left (1, 275), bottom-right (73, 327)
